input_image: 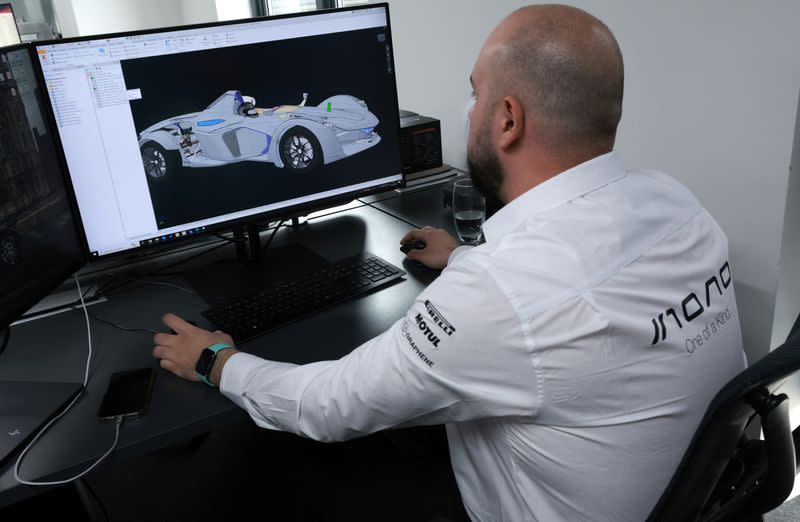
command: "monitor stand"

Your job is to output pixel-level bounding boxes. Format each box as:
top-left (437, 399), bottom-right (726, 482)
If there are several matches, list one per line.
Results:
top-left (183, 222), bottom-right (331, 306)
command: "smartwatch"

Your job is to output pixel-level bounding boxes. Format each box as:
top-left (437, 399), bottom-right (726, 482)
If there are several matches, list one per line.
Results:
top-left (195, 343), bottom-right (234, 387)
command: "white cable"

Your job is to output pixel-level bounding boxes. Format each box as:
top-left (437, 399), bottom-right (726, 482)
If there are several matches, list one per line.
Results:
top-left (14, 274), bottom-right (123, 486)
top-left (123, 278), bottom-right (197, 296)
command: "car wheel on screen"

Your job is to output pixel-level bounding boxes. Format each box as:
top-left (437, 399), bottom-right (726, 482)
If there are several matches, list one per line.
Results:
top-left (279, 127), bottom-right (323, 174)
top-left (0, 229), bottom-right (21, 266)
top-left (140, 141), bottom-right (177, 180)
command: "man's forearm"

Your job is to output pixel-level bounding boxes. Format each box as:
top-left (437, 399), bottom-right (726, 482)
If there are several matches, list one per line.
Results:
top-left (210, 348), bottom-right (239, 387)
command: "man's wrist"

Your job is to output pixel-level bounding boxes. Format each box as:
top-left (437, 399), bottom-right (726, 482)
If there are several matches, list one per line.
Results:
top-left (209, 348), bottom-right (239, 387)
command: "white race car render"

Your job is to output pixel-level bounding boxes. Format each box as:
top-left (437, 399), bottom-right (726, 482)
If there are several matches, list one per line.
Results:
top-left (137, 90), bottom-right (381, 179)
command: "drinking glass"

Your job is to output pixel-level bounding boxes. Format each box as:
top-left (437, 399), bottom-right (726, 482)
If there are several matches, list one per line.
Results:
top-left (452, 179), bottom-right (486, 244)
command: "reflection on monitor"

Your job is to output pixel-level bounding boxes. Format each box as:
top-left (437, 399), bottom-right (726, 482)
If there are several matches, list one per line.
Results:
top-left (36, 5), bottom-right (403, 257)
top-left (0, 46), bottom-right (85, 330)
top-left (0, 4), bottom-right (20, 47)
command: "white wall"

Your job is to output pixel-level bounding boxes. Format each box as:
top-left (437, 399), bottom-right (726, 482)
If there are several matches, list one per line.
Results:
top-left (381, 0), bottom-right (800, 365)
top-left (66, 0), bottom-right (184, 35)
top-left (215, 0), bottom-right (252, 21)
top-left (771, 95), bottom-right (800, 430)
top-left (180, 0), bottom-right (219, 26)
top-left (53, 1), bottom-right (241, 37)
top-left (52, 0), bottom-right (79, 37)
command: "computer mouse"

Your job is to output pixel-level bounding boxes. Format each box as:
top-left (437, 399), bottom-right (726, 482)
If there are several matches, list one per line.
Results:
top-left (400, 239), bottom-right (426, 255)
top-left (170, 319), bottom-right (197, 335)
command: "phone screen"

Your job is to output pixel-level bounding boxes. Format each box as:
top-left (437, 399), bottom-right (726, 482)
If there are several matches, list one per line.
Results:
top-left (98, 368), bottom-right (156, 420)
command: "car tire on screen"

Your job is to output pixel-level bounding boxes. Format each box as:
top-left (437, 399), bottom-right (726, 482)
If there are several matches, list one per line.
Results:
top-left (0, 229), bottom-right (21, 266)
top-left (279, 126), bottom-right (323, 174)
top-left (140, 141), bottom-right (178, 181)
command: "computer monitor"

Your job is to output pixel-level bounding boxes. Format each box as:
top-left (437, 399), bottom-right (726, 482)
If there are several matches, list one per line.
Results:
top-left (0, 46), bottom-right (85, 462)
top-left (35, 4), bottom-right (403, 259)
top-left (0, 44), bottom-right (86, 331)
top-left (0, 3), bottom-right (20, 47)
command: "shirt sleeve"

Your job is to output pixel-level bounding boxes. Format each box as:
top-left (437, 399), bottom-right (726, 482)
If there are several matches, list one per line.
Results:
top-left (219, 252), bottom-right (539, 442)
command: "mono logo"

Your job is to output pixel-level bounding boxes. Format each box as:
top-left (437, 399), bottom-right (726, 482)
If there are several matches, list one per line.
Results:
top-left (650, 261), bottom-right (732, 346)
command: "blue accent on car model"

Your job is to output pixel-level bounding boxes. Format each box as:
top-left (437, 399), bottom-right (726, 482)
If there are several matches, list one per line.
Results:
top-left (197, 119), bottom-right (226, 127)
top-left (361, 127), bottom-right (374, 134)
top-left (262, 134), bottom-right (272, 155)
top-left (234, 91), bottom-right (244, 105)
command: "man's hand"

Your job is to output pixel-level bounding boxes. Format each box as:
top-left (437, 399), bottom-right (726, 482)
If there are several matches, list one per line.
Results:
top-left (400, 227), bottom-right (460, 270)
top-left (153, 313), bottom-right (236, 384)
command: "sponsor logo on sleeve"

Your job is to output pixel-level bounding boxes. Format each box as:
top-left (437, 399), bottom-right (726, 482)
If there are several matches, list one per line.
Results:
top-left (415, 313), bottom-right (441, 348)
top-left (424, 300), bottom-right (456, 336)
top-left (401, 319), bottom-right (434, 367)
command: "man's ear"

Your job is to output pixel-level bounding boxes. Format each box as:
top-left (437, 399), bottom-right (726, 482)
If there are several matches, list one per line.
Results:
top-left (496, 95), bottom-right (525, 151)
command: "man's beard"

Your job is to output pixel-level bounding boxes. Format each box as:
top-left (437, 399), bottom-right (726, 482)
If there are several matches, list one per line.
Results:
top-left (467, 130), bottom-right (504, 213)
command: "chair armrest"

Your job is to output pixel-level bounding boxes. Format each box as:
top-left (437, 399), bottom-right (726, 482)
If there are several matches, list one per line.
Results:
top-left (756, 395), bottom-right (796, 512)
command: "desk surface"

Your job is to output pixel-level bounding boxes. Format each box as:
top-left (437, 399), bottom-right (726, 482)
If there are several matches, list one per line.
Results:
top-left (0, 201), bottom-right (445, 507)
top-left (362, 182), bottom-right (459, 237)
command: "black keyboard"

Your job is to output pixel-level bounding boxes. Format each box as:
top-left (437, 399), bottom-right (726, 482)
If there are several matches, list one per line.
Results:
top-left (202, 253), bottom-right (406, 343)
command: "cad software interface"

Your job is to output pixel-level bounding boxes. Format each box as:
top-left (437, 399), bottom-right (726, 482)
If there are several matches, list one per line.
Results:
top-left (37, 7), bottom-right (402, 256)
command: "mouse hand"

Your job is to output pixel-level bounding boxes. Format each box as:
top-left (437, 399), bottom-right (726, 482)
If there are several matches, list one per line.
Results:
top-left (153, 313), bottom-right (236, 383)
top-left (400, 227), bottom-right (459, 270)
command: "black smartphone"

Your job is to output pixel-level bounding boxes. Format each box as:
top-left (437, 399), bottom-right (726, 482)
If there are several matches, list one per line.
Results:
top-left (98, 368), bottom-right (156, 421)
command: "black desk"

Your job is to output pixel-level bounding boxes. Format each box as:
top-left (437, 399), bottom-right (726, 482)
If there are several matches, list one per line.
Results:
top-left (0, 201), bottom-right (445, 508)
top-left (361, 182), bottom-right (459, 237)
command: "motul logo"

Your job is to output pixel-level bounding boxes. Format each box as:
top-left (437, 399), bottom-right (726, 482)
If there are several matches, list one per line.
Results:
top-left (415, 313), bottom-right (441, 348)
top-left (650, 261), bottom-right (732, 345)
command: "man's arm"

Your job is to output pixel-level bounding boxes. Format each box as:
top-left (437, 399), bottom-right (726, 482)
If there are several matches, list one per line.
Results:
top-left (225, 256), bottom-right (536, 441)
top-left (154, 243), bottom-right (537, 442)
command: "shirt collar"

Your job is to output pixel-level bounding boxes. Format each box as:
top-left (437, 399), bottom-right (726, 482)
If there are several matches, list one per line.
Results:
top-left (482, 151), bottom-right (626, 241)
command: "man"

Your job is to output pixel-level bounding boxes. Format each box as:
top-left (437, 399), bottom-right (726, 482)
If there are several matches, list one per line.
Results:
top-left (153, 5), bottom-right (746, 520)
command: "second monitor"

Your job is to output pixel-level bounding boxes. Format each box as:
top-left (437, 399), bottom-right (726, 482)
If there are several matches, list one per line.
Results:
top-left (35, 4), bottom-right (403, 259)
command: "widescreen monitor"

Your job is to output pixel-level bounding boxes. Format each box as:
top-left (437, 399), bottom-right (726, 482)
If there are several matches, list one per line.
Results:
top-left (35, 4), bottom-right (403, 258)
top-left (0, 45), bottom-right (86, 330)
top-left (0, 4), bottom-right (20, 47)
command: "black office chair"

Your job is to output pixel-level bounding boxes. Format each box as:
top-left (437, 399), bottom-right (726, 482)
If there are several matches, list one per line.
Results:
top-left (647, 314), bottom-right (800, 522)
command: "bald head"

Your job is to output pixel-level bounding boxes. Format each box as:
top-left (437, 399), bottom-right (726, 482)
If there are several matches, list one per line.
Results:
top-left (483, 4), bottom-right (624, 149)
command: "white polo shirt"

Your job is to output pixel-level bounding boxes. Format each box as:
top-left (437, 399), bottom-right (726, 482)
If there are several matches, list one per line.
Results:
top-left (221, 152), bottom-right (746, 522)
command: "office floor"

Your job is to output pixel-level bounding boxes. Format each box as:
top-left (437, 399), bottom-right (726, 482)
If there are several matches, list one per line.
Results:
top-left (768, 497), bottom-right (800, 522)
top-left (2, 415), bottom-right (468, 521)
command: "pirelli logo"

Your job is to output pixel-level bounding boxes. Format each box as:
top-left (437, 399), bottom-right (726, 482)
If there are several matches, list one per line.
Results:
top-left (424, 300), bottom-right (455, 336)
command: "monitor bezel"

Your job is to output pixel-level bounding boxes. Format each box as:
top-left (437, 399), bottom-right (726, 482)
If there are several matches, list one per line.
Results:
top-left (0, 43), bottom-right (89, 330)
top-left (0, 3), bottom-right (21, 47)
top-left (33, 3), bottom-right (404, 261)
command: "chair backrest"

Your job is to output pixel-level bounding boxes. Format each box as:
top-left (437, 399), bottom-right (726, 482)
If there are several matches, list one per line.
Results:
top-left (647, 315), bottom-right (800, 522)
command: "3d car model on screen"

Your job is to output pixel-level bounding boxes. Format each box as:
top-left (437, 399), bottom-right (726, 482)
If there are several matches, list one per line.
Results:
top-left (137, 90), bottom-right (381, 179)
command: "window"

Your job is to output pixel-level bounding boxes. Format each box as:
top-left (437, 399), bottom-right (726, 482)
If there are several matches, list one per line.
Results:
top-left (267, 0), bottom-right (319, 16)
top-left (258, 0), bottom-right (369, 17)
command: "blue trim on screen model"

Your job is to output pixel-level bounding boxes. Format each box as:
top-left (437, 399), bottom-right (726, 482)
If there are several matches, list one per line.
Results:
top-left (197, 119), bottom-right (226, 127)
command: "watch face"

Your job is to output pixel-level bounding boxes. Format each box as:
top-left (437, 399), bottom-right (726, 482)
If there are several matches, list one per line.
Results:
top-left (195, 349), bottom-right (216, 376)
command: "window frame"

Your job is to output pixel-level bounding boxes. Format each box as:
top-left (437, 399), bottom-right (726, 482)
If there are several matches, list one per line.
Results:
top-left (252, 0), bottom-right (354, 17)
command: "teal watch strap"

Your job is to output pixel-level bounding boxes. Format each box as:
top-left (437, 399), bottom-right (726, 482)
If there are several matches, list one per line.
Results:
top-left (197, 343), bottom-right (234, 387)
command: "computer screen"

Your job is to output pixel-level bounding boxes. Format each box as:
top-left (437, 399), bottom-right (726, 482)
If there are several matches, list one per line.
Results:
top-left (0, 45), bottom-right (86, 330)
top-left (35, 5), bottom-right (403, 258)
top-left (0, 4), bottom-right (21, 47)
